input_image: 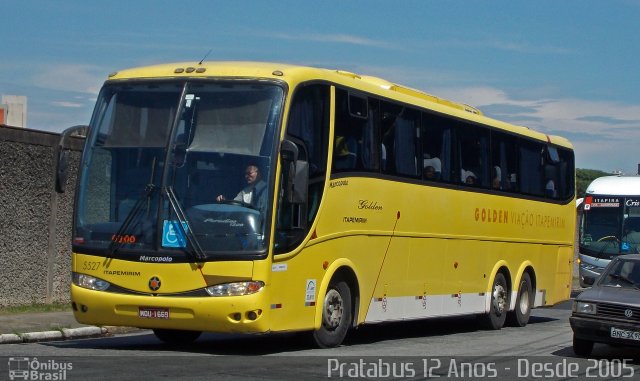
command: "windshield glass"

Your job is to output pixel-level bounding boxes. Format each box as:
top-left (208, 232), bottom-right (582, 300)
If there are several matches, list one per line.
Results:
top-left (599, 258), bottom-right (640, 289)
top-left (579, 196), bottom-right (640, 259)
top-left (74, 80), bottom-right (284, 261)
top-left (622, 199), bottom-right (640, 254)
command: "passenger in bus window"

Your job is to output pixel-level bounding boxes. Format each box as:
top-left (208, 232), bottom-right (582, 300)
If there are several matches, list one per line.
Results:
top-left (333, 136), bottom-right (357, 169)
top-left (623, 218), bottom-right (640, 252)
top-left (423, 157), bottom-right (441, 180)
top-left (492, 166), bottom-right (501, 189)
top-left (461, 169), bottom-right (477, 185)
top-left (423, 165), bottom-right (436, 179)
top-left (216, 164), bottom-right (267, 210)
top-left (545, 179), bottom-right (556, 198)
top-left (465, 174), bottom-right (478, 185)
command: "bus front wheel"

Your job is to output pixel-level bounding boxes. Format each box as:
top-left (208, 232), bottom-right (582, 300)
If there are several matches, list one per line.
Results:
top-left (313, 280), bottom-right (352, 348)
top-left (483, 272), bottom-right (508, 330)
top-left (507, 272), bottom-right (532, 327)
top-left (153, 329), bottom-right (202, 345)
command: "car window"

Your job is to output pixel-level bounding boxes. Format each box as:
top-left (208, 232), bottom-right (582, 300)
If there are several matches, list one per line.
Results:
top-left (600, 259), bottom-right (640, 288)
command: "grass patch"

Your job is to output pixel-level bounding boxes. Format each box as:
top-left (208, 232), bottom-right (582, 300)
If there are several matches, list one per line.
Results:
top-left (0, 302), bottom-right (71, 315)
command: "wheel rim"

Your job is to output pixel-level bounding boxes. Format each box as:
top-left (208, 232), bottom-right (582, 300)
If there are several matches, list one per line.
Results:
top-left (323, 288), bottom-right (344, 330)
top-left (492, 282), bottom-right (507, 314)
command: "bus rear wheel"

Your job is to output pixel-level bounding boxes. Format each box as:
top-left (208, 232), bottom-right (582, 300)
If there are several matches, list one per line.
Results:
top-left (313, 280), bottom-right (352, 348)
top-left (153, 329), bottom-right (202, 345)
top-left (483, 272), bottom-right (508, 330)
top-left (507, 272), bottom-right (533, 327)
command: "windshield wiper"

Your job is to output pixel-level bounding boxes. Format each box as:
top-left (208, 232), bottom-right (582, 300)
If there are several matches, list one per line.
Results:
top-left (107, 183), bottom-right (156, 258)
top-left (164, 185), bottom-right (206, 261)
top-left (594, 237), bottom-right (620, 258)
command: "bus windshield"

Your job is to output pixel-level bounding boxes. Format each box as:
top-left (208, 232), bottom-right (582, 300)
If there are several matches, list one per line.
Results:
top-left (74, 80), bottom-right (284, 261)
top-left (580, 197), bottom-right (640, 259)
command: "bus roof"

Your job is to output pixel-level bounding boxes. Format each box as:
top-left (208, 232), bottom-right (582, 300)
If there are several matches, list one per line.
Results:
top-left (106, 61), bottom-right (572, 149)
top-left (586, 175), bottom-right (640, 196)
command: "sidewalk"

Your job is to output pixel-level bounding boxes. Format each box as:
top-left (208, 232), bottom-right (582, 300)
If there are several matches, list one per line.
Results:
top-left (0, 310), bottom-right (138, 344)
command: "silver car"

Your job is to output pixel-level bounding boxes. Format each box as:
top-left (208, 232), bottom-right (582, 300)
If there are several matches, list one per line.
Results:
top-left (570, 254), bottom-right (640, 356)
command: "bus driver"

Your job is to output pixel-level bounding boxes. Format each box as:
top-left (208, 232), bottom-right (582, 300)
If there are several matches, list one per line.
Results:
top-left (216, 164), bottom-right (267, 210)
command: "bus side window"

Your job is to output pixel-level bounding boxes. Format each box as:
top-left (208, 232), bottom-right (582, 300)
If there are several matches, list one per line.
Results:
top-left (379, 102), bottom-right (419, 178)
top-left (331, 89), bottom-right (379, 174)
top-left (556, 147), bottom-right (574, 199)
top-left (491, 131), bottom-right (518, 192)
top-left (518, 140), bottom-right (545, 196)
top-left (422, 112), bottom-right (452, 183)
top-left (458, 124), bottom-right (489, 188)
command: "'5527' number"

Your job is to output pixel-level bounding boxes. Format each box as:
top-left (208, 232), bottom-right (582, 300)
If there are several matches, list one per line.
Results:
top-left (82, 261), bottom-right (101, 271)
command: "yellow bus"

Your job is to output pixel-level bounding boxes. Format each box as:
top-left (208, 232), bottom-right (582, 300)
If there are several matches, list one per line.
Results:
top-left (65, 62), bottom-right (575, 347)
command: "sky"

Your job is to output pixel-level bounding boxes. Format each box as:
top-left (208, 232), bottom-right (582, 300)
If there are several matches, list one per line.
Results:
top-left (2, 1), bottom-right (640, 174)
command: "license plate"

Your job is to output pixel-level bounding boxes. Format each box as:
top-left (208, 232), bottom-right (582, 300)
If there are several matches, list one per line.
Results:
top-left (138, 307), bottom-right (170, 319)
top-left (611, 327), bottom-right (640, 341)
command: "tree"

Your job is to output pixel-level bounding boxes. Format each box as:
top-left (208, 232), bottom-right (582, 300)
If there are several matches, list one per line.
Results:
top-left (576, 168), bottom-right (610, 198)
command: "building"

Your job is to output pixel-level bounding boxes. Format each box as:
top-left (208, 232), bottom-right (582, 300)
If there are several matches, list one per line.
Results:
top-left (0, 95), bottom-right (27, 128)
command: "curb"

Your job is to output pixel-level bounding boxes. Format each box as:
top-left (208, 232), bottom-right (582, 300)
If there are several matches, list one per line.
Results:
top-left (0, 326), bottom-right (137, 345)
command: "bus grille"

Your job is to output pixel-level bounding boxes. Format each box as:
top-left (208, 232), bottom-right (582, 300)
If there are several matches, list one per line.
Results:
top-left (597, 303), bottom-right (640, 323)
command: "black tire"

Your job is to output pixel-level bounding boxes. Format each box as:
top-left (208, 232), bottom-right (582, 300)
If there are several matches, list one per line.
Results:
top-left (573, 335), bottom-right (594, 357)
top-left (153, 329), bottom-right (202, 345)
top-left (312, 280), bottom-right (352, 348)
top-left (483, 272), bottom-right (508, 330)
top-left (507, 273), bottom-right (533, 327)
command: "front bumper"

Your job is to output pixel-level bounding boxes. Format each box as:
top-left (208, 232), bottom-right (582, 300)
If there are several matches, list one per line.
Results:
top-left (570, 314), bottom-right (640, 347)
top-left (71, 284), bottom-right (271, 333)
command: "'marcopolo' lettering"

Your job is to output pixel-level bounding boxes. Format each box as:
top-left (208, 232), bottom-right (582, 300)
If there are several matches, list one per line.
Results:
top-left (139, 256), bottom-right (173, 262)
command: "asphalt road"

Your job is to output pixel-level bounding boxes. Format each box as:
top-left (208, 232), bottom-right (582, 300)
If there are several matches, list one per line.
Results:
top-left (2, 300), bottom-right (640, 380)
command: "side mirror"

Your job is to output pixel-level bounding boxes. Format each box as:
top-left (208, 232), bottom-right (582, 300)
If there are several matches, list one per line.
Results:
top-left (55, 125), bottom-right (88, 193)
top-left (583, 276), bottom-right (595, 286)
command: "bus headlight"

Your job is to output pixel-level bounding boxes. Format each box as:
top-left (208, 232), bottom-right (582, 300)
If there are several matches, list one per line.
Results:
top-left (73, 273), bottom-right (110, 291)
top-left (205, 281), bottom-right (264, 296)
top-left (573, 301), bottom-right (597, 315)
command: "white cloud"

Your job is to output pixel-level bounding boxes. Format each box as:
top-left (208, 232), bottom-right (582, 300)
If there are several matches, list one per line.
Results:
top-left (31, 64), bottom-right (104, 95)
top-left (51, 101), bottom-right (84, 108)
top-left (270, 32), bottom-right (393, 49)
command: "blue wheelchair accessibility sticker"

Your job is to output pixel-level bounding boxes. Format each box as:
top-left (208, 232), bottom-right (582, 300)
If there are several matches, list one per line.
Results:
top-left (162, 220), bottom-right (189, 248)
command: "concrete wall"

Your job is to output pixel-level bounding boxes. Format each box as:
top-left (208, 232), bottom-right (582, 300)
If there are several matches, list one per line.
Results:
top-left (0, 125), bottom-right (84, 307)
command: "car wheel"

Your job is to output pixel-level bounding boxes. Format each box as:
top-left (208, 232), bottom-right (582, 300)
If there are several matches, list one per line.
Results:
top-left (572, 335), bottom-right (594, 357)
top-left (313, 280), bottom-right (352, 348)
top-left (507, 273), bottom-right (532, 327)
